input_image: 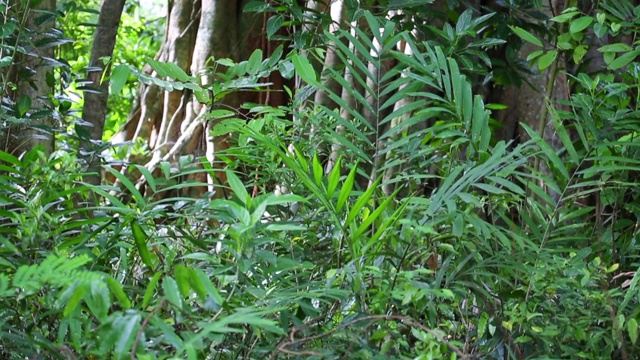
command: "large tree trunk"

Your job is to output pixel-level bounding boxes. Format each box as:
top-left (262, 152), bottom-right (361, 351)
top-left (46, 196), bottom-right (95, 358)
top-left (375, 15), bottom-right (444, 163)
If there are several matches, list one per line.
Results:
top-left (82, 0), bottom-right (126, 186)
top-left (1, 0), bottom-right (56, 155)
top-left (111, 0), bottom-right (265, 198)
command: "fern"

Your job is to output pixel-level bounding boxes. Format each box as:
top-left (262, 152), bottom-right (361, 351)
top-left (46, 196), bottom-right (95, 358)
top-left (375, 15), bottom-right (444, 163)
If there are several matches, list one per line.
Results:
top-left (9, 253), bottom-right (100, 298)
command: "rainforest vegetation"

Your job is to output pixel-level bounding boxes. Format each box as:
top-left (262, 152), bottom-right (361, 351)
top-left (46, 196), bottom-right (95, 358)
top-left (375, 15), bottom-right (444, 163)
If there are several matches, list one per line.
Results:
top-left (2, 0), bottom-right (640, 358)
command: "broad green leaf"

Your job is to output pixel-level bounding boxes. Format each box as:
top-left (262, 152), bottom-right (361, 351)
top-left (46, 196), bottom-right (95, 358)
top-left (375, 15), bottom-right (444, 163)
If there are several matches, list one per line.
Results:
top-left (469, 38), bottom-right (506, 48)
top-left (629, 318), bottom-right (638, 345)
top-left (174, 264), bottom-right (190, 298)
top-left (16, 95), bottom-right (31, 117)
top-left (527, 50), bottom-right (544, 62)
top-left (478, 313), bottom-right (489, 339)
top-left (163, 276), bottom-right (183, 309)
top-left (471, 95), bottom-right (489, 152)
top-left (452, 214), bottom-right (464, 237)
top-left (291, 53), bottom-right (317, 85)
top-left (603, 51), bottom-right (615, 65)
top-left (267, 44), bottom-right (283, 68)
top-left (569, 16), bottom-right (593, 33)
top-left (0, 150), bottom-right (21, 167)
top-left (449, 58), bottom-right (463, 117)
top-left (148, 58), bottom-right (169, 78)
top-left (509, 26), bottom-right (543, 47)
top-left (247, 49), bottom-right (263, 75)
top-left (110, 64), bottom-right (130, 95)
top-left (266, 15), bottom-right (283, 39)
top-left (195, 269), bottom-right (223, 306)
top-left (597, 43), bottom-right (634, 52)
top-left (194, 88), bottom-right (211, 104)
top-left (455, 9), bottom-right (473, 33)
top-left (187, 268), bottom-right (207, 301)
top-left (608, 49), bottom-right (640, 70)
top-left (278, 60), bottom-right (294, 78)
top-left (573, 45), bottom-right (588, 64)
top-left (164, 61), bottom-right (191, 82)
top-left (593, 22), bottom-right (607, 37)
top-left (435, 47), bottom-right (452, 100)
top-left (250, 198), bottom-right (269, 226)
top-left (468, 12), bottom-right (495, 30)
top-left (131, 220), bottom-right (154, 270)
top-left (0, 22), bottom-right (16, 37)
top-left (538, 50), bottom-right (558, 70)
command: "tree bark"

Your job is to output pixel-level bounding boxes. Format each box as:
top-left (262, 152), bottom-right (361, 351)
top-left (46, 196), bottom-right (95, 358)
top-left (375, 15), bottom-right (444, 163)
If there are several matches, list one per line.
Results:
top-left (492, 0), bottom-right (569, 203)
top-left (81, 0), bottom-right (126, 186)
top-left (1, 0), bottom-right (56, 155)
top-left (111, 0), bottom-right (264, 198)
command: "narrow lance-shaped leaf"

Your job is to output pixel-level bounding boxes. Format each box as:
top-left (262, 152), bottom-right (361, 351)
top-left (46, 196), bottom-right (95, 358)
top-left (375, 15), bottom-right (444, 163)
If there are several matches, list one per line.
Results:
top-left (174, 264), bottom-right (191, 298)
top-left (353, 187), bottom-right (401, 246)
top-left (225, 169), bottom-right (250, 206)
top-left (131, 220), bottom-right (154, 270)
top-left (106, 276), bottom-right (132, 309)
top-left (336, 163), bottom-right (358, 214)
top-left (142, 272), bottom-right (163, 308)
top-left (63, 284), bottom-right (86, 317)
top-left (312, 153), bottom-right (323, 188)
top-left (105, 166), bottom-right (146, 206)
top-left (509, 25), bottom-right (543, 47)
top-left (345, 176), bottom-right (382, 230)
top-left (326, 156), bottom-right (342, 198)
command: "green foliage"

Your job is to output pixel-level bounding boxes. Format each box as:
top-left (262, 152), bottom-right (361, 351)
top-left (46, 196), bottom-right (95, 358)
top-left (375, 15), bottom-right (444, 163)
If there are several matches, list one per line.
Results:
top-left (58, 0), bottom-right (164, 141)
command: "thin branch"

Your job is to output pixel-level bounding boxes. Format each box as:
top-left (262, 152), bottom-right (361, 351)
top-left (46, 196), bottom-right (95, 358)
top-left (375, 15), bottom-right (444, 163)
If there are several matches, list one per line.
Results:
top-left (131, 298), bottom-right (167, 360)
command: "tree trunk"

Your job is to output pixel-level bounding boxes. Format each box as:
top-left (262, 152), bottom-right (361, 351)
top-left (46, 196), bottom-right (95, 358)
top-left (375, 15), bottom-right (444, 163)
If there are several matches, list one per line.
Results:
top-left (81, 0), bottom-right (126, 186)
top-left (1, 0), bottom-right (56, 155)
top-left (492, 0), bottom-right (569, 203)
top-left (112, 0), bottom-right (263, 197)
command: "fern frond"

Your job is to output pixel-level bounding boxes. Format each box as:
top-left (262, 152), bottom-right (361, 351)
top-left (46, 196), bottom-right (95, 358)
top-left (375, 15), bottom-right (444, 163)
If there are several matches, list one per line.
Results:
top-left (9, 253), bottom-right (101, 298)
